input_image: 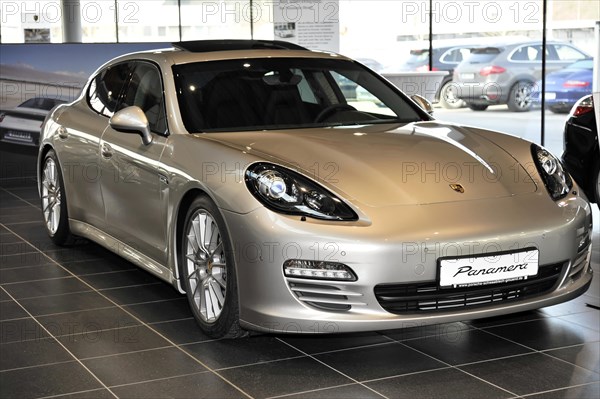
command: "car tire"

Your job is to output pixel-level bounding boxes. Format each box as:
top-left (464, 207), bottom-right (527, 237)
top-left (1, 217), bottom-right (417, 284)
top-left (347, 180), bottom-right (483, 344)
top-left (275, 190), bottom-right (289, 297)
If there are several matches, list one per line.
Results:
top-left (40, 150), bottom-right (74, 246)
top-left (439, 81), bottom-right (465, 109)
top-left (507, 81), bottom-right (534, 112)
top-left (467, 102), bottom-right (489, 111)
top-left (180, 195), bottom-right (247, 339)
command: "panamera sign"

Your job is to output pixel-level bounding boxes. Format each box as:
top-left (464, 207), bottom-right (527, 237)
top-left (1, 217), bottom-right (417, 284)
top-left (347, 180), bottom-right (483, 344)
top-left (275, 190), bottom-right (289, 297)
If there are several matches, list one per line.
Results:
top-left (439, 249), bottom-right (539, 288)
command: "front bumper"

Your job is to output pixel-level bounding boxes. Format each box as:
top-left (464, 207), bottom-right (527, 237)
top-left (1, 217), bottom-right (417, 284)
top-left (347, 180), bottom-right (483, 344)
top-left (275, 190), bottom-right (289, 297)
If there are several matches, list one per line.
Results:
top-left (224, 192), bottom-right (593, 334)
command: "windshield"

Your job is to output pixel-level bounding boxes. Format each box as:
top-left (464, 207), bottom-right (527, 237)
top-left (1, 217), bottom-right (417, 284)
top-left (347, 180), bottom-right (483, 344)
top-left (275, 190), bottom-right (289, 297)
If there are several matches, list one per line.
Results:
top-left (19, 97), bottom-right (65, 110)
top-left (173, 57), bottom-right (424, 132)
top-left (568, 59), bottom-right (593, 69)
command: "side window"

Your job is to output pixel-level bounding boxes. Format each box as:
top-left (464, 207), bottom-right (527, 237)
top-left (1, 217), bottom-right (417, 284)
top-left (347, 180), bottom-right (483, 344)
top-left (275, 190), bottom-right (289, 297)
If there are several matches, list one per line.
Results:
top-left (294, 69), bottom-right (318, 104)
top-left (511, 45), bottom-right (541, 61)
top-left (441, 48), bottom-right (464, 64)
top-left (87, 63), bottom-right (132, 117)
top-left (553, 45), bottom-right (586, 61)
top-left (330, 71), bottom-right (395, 116)
top-left (120, 62), bottom-right (167, 135)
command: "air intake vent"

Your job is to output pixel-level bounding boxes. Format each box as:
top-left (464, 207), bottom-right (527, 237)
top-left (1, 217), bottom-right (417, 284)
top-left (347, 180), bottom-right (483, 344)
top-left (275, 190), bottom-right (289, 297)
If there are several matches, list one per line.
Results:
top-left (569, 230), bottom-right (591, 279)
top-left (375, 262), bottom-right (565, 314)
top-left (287, 281), bottom-right (365, 312)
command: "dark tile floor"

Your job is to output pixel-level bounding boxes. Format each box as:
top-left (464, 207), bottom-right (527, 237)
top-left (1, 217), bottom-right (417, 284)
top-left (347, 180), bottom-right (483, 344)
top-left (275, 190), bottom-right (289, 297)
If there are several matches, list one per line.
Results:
top-left (1, 146), bottom-right (599, 399)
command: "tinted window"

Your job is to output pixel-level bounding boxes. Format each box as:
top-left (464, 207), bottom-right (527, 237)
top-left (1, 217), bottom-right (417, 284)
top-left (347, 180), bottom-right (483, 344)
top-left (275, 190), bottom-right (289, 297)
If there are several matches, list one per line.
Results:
top-left (173, 58), bottom-right (424, 133)
top-left (441, 47), bottom-right (471, 64)
top-left (510, 45), bottom-right (543, 61)
top-left (88, 62), bottom-right (132, 117)
top-left (120, 62), bottom-right (167, 134)
top-left (510, 44), bottom-right (559, 62)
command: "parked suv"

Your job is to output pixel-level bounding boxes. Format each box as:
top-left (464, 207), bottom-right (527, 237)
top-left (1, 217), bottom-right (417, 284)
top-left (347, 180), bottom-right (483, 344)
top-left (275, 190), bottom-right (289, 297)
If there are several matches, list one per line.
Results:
top-left (453, 40), bottom-right (589, 112)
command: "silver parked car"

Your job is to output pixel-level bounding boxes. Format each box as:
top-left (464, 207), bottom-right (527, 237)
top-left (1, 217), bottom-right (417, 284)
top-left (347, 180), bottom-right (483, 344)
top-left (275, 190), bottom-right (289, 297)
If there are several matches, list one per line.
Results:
top-left (39, 40), bottom-right (593, 338)
top-left (453, 40), bottom-right (589, 112)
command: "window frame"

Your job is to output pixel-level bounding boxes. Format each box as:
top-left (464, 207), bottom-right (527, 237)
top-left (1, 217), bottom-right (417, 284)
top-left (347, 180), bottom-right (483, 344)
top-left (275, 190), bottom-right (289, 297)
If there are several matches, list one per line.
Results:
top-left (86, 59), bottom-right (169, 137)
top-left (86, 61), bottom-right (134, 118)
top-left (118, 60), bottom-right (169, 136)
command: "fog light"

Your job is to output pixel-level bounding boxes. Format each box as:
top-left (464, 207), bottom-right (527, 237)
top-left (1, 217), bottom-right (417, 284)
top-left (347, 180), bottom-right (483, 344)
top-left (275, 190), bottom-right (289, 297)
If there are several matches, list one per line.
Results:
top-left (283, 259), bottom-right (357, 281)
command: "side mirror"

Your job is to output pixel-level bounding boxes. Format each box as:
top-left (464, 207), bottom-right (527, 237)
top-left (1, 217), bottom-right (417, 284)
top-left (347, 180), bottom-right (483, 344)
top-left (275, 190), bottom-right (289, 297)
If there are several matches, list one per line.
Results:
top-left (109, 106), bottom-right (153, 145)
top-left (411, 94), bottom-right (434, 116)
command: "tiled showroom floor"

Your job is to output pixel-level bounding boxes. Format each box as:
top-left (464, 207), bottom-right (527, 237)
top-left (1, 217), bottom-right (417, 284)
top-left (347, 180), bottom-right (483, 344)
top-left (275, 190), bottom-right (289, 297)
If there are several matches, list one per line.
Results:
top-left (0, 146), bottom-right (599, 399)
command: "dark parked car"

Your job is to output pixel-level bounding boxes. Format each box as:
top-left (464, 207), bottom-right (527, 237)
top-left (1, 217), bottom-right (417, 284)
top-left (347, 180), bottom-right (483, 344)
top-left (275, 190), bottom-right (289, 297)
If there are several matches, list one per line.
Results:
top-left (563, 95), bottom-right (599, 205)
top-left (0, 97), bottom-right (67, 146)
top-left (454, 40), bottom-right (589, 112)
top-left (532, 59), bottom-right (593, 113)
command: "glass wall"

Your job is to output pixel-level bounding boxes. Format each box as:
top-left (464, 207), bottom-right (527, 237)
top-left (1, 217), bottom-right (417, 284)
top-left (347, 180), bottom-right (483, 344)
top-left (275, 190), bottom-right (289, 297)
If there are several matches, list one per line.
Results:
top-left (430, 1), bottom-right (546, 150)
top-left (81, 0), bottom-right (117, 42)
top-left (0, 0), bottom-right (597, 149)
top-left (116, 0), bottom-right (180, 42)
top-left (180, 0), bottom-right (252, 40)
top-left (1, 0), bottom-right (64, 42)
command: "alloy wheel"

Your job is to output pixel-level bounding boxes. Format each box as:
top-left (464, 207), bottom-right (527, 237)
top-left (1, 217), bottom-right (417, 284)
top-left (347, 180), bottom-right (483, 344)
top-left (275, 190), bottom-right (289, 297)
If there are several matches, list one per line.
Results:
top-left (41, 158), bottom-right (61, 235)
top-left (184, 210), bottom-right (227, 323)
top-left (513, 84), bottom-right (532, 110)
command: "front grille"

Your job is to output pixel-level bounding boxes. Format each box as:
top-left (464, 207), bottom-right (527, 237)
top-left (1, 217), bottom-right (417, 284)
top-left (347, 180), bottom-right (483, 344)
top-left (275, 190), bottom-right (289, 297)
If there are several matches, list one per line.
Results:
top-left (375, 262), bottom-right (565, 314)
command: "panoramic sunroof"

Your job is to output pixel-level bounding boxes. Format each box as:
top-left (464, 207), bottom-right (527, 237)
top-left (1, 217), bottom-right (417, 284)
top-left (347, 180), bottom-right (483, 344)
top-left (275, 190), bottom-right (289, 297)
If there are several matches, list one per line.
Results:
top-left (172, 40), bottom-right (308, 53)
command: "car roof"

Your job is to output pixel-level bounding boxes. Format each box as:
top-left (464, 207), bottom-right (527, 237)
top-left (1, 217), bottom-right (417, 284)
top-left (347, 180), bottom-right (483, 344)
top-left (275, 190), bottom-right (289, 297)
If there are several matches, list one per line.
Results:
top-left (106, 40), bottom-right (350, 67)
top-left (407, 36), bottom-right (531, 51)
top-left (470, 39), bottom-right (577, 49)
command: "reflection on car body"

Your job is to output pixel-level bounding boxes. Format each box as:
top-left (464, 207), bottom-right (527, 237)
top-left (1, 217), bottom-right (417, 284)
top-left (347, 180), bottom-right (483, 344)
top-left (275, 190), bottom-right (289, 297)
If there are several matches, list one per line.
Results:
top-left (38, 40), bottom-right (593, 338)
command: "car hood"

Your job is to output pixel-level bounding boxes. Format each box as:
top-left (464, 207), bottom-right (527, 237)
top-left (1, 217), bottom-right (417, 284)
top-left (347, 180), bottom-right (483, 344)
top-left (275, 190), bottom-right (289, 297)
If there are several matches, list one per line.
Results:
top-left (201, 122), bottom-right (537, 207)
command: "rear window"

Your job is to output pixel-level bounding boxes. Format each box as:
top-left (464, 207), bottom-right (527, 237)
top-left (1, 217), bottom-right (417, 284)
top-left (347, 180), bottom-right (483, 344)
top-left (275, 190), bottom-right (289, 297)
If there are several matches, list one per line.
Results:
top-left (466, 47), bottom-right (501, 63)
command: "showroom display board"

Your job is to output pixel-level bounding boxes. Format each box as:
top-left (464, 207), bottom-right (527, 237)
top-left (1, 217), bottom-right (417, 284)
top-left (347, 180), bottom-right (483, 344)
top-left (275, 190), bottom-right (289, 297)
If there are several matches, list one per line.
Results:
top-left (0, 43), bottom-right (167, 109)
top-left (273, 0), bottom-right (339, 53)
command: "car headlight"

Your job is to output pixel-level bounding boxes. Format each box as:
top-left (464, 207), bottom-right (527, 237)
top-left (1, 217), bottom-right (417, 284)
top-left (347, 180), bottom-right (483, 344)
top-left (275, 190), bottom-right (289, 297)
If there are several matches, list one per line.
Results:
top-left (245, 163), bottom-right (358, 221)
top-left (531, 144), bottom-right (572, 201)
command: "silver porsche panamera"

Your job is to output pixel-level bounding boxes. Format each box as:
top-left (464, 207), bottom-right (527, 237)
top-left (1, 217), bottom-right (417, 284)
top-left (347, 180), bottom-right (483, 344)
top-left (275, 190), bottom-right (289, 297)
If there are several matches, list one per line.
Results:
top-left (38, 40), bottom-right (593, 338)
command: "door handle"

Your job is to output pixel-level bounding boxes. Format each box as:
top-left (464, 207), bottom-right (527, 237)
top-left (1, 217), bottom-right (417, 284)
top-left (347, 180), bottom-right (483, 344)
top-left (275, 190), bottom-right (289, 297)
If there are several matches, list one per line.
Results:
top-left (57, 126), bottom-right (68, 139)
top-left (101, 143), bottom-right (113, 159)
